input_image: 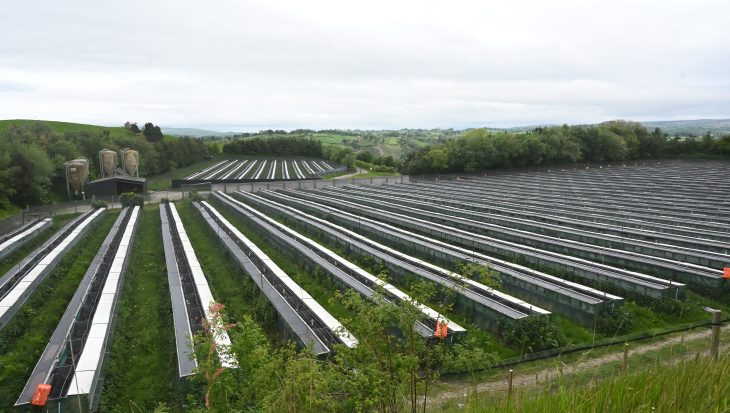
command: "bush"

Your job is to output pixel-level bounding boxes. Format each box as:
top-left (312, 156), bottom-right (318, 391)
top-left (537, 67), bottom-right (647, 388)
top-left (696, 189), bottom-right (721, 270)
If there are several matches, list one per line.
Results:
top-left (355, 160), bottom-right (397, 173)
top-left (596, 306), bottom-right (633, 335)
top-left (499, 316), bottom-right (565, 353)
top-left (186, 191), bottom-right (203, 202)
top-left (119, 192), bottom-right (144, 208)
top-left (90, 196), bottom-right (108, 209)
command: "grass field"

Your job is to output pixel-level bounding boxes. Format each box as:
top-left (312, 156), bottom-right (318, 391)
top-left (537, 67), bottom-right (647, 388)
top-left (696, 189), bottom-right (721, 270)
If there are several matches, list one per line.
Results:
top-left (0, 119), bottom-right (136, 140)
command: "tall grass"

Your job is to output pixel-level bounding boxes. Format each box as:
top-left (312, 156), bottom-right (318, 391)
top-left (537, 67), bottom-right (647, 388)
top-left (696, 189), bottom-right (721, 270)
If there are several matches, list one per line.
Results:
top-left (435, 354), bottom-right (730, 413)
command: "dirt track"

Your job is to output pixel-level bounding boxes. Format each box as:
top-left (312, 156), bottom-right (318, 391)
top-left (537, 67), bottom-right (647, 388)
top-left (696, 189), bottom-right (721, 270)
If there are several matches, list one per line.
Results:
top-left (432, 324), bottom-right (730, 406)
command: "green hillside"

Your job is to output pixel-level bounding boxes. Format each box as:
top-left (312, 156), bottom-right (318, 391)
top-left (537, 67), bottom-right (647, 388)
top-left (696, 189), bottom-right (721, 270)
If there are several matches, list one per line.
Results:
top-left (0, 119), bottom-right (135, 140)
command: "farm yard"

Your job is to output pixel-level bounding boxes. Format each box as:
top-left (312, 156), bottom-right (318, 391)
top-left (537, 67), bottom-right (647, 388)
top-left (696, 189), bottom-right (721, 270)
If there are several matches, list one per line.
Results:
top-left (171, 157), bottom-right (345, 188)
top-left (0, 161), bottom-right (728, 412)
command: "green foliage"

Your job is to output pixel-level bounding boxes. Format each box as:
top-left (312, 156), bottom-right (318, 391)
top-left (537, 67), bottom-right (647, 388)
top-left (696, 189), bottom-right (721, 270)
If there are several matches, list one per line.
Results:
top-left (223, 136), bottom-right (323, 157)
top-left (595, 306), bottom-right (633, 335)
top-left (90, 195), bottom-right (107, 209)
top-left (143, 122), bottom-right (164, 142)
top-left (188, 263), bottom-right (494, 413)
top-left (119, 192), bottom-right (144, 207)
top-left (457, 261), bottom-right (501, 290)
top-left (402, 122), bottom-right (730, 174)
top-left (499, 316), bottom-right (565, 353)
top-left (187, 190), bottom-right (203, 202)
top-left (354, 159), bottom-right (398, 173)
top-left (325, 146), bottom-right (356, 169)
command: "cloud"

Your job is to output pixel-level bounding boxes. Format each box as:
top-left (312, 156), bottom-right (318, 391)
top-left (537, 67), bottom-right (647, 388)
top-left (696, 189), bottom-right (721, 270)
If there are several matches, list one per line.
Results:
top-left (0, 0), bottom-right (728, 130)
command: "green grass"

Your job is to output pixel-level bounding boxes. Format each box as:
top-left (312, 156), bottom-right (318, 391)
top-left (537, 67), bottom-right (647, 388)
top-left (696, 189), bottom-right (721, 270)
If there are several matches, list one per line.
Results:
top-left (353, 170), bottom-right (402, 178)
top-left (0, 210), bottom-right (117, 409)
top-left (0, 205), bottom-right (20, 221)
top-left (0, 119), bottom-right (136, 140)
top-left (429, 328), bottom-right (730, 412)
top-left (99, 205), bottom-right (192, 412)
top-left (432, 352), bottom-right (730, 413)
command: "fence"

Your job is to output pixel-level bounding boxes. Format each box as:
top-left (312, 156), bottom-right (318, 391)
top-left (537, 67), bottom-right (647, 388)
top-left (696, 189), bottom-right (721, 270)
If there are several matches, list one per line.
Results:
top-left (217, 174), bottom-right (409, 193)
top-left (0, 194), bottom-right (162, 235)
top-left (441, 316), bottom-right (728, 376)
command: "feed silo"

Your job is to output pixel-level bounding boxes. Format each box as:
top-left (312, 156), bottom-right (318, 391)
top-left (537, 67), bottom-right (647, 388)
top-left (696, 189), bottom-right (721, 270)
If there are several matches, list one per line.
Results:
top-left (99, 149), bottom-right (118, 178)
top-left (122, 149), bottom-right (140, 177)
top-left (65, 158), bottom-right (89, 198)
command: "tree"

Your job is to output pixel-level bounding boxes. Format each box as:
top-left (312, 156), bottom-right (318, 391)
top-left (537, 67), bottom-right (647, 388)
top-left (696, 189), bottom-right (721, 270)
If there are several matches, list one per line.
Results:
top-left (124, 121), bottom-right (141, 133)
top-left (426, 149), bottom-right (449, 173)
top-left (143, 122), bottom-right (164, 142)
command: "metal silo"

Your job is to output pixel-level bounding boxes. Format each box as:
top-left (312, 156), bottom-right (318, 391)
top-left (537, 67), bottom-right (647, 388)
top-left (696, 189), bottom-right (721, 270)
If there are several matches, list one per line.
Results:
top-left (65, 158), bottom-right (89, 199)
top-left (99, 149), bottom-right (118, 178)
top-left (122, 148), bottom-right (140, 177)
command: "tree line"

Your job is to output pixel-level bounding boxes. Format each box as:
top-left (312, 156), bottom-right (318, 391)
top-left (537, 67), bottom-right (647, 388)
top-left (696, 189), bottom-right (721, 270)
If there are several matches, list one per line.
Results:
top-left (222, 136), bottom-right (324, 157)
top-left (0, 121), bottom-right (208, 208)
top-left (401, 121), bottom-right (730, 174)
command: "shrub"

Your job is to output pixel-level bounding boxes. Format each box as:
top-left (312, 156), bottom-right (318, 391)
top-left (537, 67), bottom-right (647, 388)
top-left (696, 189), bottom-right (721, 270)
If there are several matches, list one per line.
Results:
top-left (499, 316), bottom-right (565, 353)
top-left (119, 192), bottom-right (144, 208)
top-left (90, 196), bottom-right (108, 209)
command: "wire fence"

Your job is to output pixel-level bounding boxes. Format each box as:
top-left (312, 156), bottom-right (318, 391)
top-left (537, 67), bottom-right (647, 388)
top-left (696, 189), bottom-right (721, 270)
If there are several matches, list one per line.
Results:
top-left (0, 194), bottom-right (157, 235)
top-left (218, 174), bottom-right (409, 193)
top-left (442, 317), bottom-right (728, 377)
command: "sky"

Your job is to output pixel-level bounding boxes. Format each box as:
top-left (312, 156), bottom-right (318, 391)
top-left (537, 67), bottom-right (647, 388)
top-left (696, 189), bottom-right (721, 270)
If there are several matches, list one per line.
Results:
top-left (1, 0), bottom-right (729, 131)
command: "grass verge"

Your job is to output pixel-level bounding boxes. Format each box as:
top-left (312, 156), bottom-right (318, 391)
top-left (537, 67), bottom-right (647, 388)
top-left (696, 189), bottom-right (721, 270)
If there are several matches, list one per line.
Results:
top-left (432, 346), bottom-right (730, 412)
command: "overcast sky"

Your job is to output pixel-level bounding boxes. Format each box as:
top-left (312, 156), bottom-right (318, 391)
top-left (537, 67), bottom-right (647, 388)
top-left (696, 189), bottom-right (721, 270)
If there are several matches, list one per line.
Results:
top-left (1, 0), bottom-right (729, 131)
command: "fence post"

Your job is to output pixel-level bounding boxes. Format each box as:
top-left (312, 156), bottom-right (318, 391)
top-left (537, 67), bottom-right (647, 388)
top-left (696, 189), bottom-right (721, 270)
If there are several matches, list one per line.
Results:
top-left (710, 309), bottom-right (721, 360)
top-left (622, 343), bottom-right (629, 373)
top-left (507, 369), bottom-right (514, 401)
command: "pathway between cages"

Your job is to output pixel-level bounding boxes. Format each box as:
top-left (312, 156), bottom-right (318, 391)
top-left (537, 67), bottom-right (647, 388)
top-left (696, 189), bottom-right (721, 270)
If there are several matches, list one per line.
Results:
top-left (432, 323), bottom-right (730, 407)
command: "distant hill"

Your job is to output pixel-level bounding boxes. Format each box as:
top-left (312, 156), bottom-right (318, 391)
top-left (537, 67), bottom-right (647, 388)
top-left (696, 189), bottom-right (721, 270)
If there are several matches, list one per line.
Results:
top-left (640, 119), bottom-right (730, 136)
top-left (161, 127), bottom-right (238, 137)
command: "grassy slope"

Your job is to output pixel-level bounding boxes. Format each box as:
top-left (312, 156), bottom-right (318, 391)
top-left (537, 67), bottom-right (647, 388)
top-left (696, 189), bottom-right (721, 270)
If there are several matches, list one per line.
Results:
top-left (0, 210), bottom-right (117, 409)
top-left (434, 352), bottom-right (730, 413)
top-left (99, 205), bottom-right (186, 412)
top-left (0, 119), bottom-right (135, 140)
